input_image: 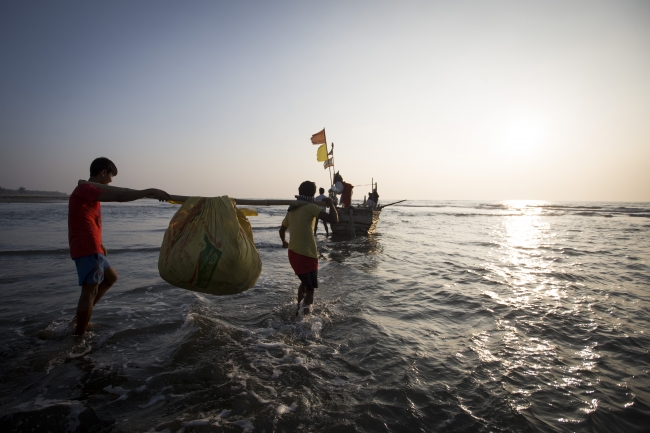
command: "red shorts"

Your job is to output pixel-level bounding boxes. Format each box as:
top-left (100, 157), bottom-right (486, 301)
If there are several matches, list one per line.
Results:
top-left (288, 249), bottom-right (318, 275)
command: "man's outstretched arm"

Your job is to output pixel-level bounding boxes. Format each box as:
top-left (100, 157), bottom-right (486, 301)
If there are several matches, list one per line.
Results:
top-left (318, 197), bottom-right (339, 224)
top-left (98, 188), bottom-right (170, 202)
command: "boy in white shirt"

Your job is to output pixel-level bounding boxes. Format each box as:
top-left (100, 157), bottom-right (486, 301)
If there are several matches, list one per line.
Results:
top-left (313, 187), bottom-right (330, 235)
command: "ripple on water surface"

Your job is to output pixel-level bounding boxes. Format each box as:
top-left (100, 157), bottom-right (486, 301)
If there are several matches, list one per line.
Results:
top-left (0, 201), bottom-right (649, 432)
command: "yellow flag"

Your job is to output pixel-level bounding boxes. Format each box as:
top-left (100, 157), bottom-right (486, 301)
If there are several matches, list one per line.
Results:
top-left (316, 144), bottom-right (328, 162)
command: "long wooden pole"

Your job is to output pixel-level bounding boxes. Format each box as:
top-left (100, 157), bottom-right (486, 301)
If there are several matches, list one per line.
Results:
top-left (379, 199), bottom-right (406, 209)
top-left (78, 181), bottom-right (327, 207)
top-left (327, 142), bottom-right (333, 188)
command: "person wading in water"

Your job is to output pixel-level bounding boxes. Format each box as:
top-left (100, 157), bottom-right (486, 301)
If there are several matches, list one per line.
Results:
top-left (279, 181), bottom-right (339, 315)
top-left (68, 157), bottom-right (170, 335)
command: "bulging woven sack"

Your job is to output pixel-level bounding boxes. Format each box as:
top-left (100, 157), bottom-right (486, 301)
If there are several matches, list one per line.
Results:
top-left (158, 196), bottom-right (262, 295)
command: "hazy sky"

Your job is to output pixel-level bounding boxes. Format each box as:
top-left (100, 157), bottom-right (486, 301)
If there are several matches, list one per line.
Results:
top-left (1, 1), bottom-right (648, 201)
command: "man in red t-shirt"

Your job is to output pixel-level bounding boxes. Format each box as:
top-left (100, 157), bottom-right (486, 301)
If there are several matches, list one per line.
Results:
top-left (69, 157), bottom-right (170, 335)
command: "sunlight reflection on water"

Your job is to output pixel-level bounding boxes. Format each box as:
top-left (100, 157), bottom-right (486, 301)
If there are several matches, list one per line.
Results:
top-left (1, 200), bottom-right (648, 431)
top-left (480, 201), bottom-right (610, 422)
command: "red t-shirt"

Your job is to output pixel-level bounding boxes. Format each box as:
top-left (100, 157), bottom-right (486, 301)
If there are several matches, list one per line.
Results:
top-left (68, 184), bottom-right (103, 259)
top-left (341, 182), bottom-right (354, 207)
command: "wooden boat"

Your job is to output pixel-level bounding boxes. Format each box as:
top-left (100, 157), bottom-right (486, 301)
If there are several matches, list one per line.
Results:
top-left (308, 130), bottom-right (404, 236)
top-left (330, 206), bottom-right (381, 236)
top-left (329, 198), bottom-right (406, 236)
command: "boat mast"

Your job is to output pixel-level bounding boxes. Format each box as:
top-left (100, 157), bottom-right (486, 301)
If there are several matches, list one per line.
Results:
top-left (327, 142), bottom-right (333, 188)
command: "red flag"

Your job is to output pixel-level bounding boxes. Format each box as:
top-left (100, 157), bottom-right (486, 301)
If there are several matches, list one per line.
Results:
top-left (310, 128), bottom-right (326, 145)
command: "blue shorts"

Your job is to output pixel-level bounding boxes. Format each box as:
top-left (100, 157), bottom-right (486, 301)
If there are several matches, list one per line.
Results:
top-left (73, 253), bottom-right (111, 286)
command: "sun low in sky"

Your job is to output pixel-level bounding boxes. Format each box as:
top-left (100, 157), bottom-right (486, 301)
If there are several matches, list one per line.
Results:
top-left (1, 1), bottom-right (648, 201)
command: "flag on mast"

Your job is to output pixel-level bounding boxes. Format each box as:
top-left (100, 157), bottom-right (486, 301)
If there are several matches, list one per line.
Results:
top-left (323, 158), bottom-right (334, 169)
top-left (310, 128), bottom-right (326, 145)
top-left (316, 144), bottom-right (328, 162)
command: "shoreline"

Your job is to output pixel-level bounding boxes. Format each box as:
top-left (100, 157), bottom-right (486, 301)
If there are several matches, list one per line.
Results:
top-left (0, 196), bottom-right (68, 203)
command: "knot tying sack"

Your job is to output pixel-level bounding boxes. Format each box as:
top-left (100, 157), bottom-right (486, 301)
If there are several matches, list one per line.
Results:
top-left (158, 196), bottom-right (262, 295)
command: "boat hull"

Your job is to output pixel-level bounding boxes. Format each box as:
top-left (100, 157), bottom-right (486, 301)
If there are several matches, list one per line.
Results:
top-left (330, 207), bottom-right (381, 235)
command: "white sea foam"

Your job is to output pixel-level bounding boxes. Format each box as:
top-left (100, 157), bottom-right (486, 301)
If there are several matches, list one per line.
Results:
top-left (262, 385), bottom-right (278, 397)
top-left (104, 385), bottom-right (130, 402)
top-left (231, 418), bottom-right (255, 432)
top-left (276, 404), bottom-right (290, 415)
top-left (139, 394), bottom-right (166, 408)
top-left (183, 418), bottom-right (211, 427)
top-left (249, 390), bottom-right (270, 404)
top-left (256, 341), bottom-right (288, 349)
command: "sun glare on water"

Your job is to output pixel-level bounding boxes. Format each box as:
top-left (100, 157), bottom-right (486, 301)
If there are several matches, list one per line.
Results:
top-left (502, 200), bottom-right (548, 212)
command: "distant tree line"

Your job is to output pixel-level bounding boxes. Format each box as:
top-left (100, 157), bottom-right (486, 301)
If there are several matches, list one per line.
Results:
top-left (0, 186), bottom-right (68, 196)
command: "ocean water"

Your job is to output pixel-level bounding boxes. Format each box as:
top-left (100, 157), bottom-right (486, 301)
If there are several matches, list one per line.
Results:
top-left (0, 199), bottom-right (649, 433)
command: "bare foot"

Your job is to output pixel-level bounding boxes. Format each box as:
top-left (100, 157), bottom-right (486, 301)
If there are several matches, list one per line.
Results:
top-left (296, 303), bottom-right (311, 317)
top-left (69, 317), bottom-right (94, 328)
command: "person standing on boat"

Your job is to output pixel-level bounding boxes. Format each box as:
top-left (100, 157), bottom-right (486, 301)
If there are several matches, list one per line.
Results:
top-left (368, 188), bottom-right (379, 209)
top-left (368, 188), bottom-right (379, 208)
top-left (313, 187), bottom-right (330, 235)
top-left (279, 181), bottom-right (339, 316)
top-left (340, 182), bottom-right (354, 208)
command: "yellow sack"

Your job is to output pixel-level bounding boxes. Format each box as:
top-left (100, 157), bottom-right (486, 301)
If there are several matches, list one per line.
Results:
top-left (158, 196), bottom-right (262, 295)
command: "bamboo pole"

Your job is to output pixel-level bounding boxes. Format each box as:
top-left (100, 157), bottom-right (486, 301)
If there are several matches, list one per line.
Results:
top-left (379, 199), bottom-right (406, 209)
top-left (327, 142), bottom-right (333, 189)
top-left (348, 207), bottom-right (356, 238)
top-left (77, 180), bottom-right (327, 207)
